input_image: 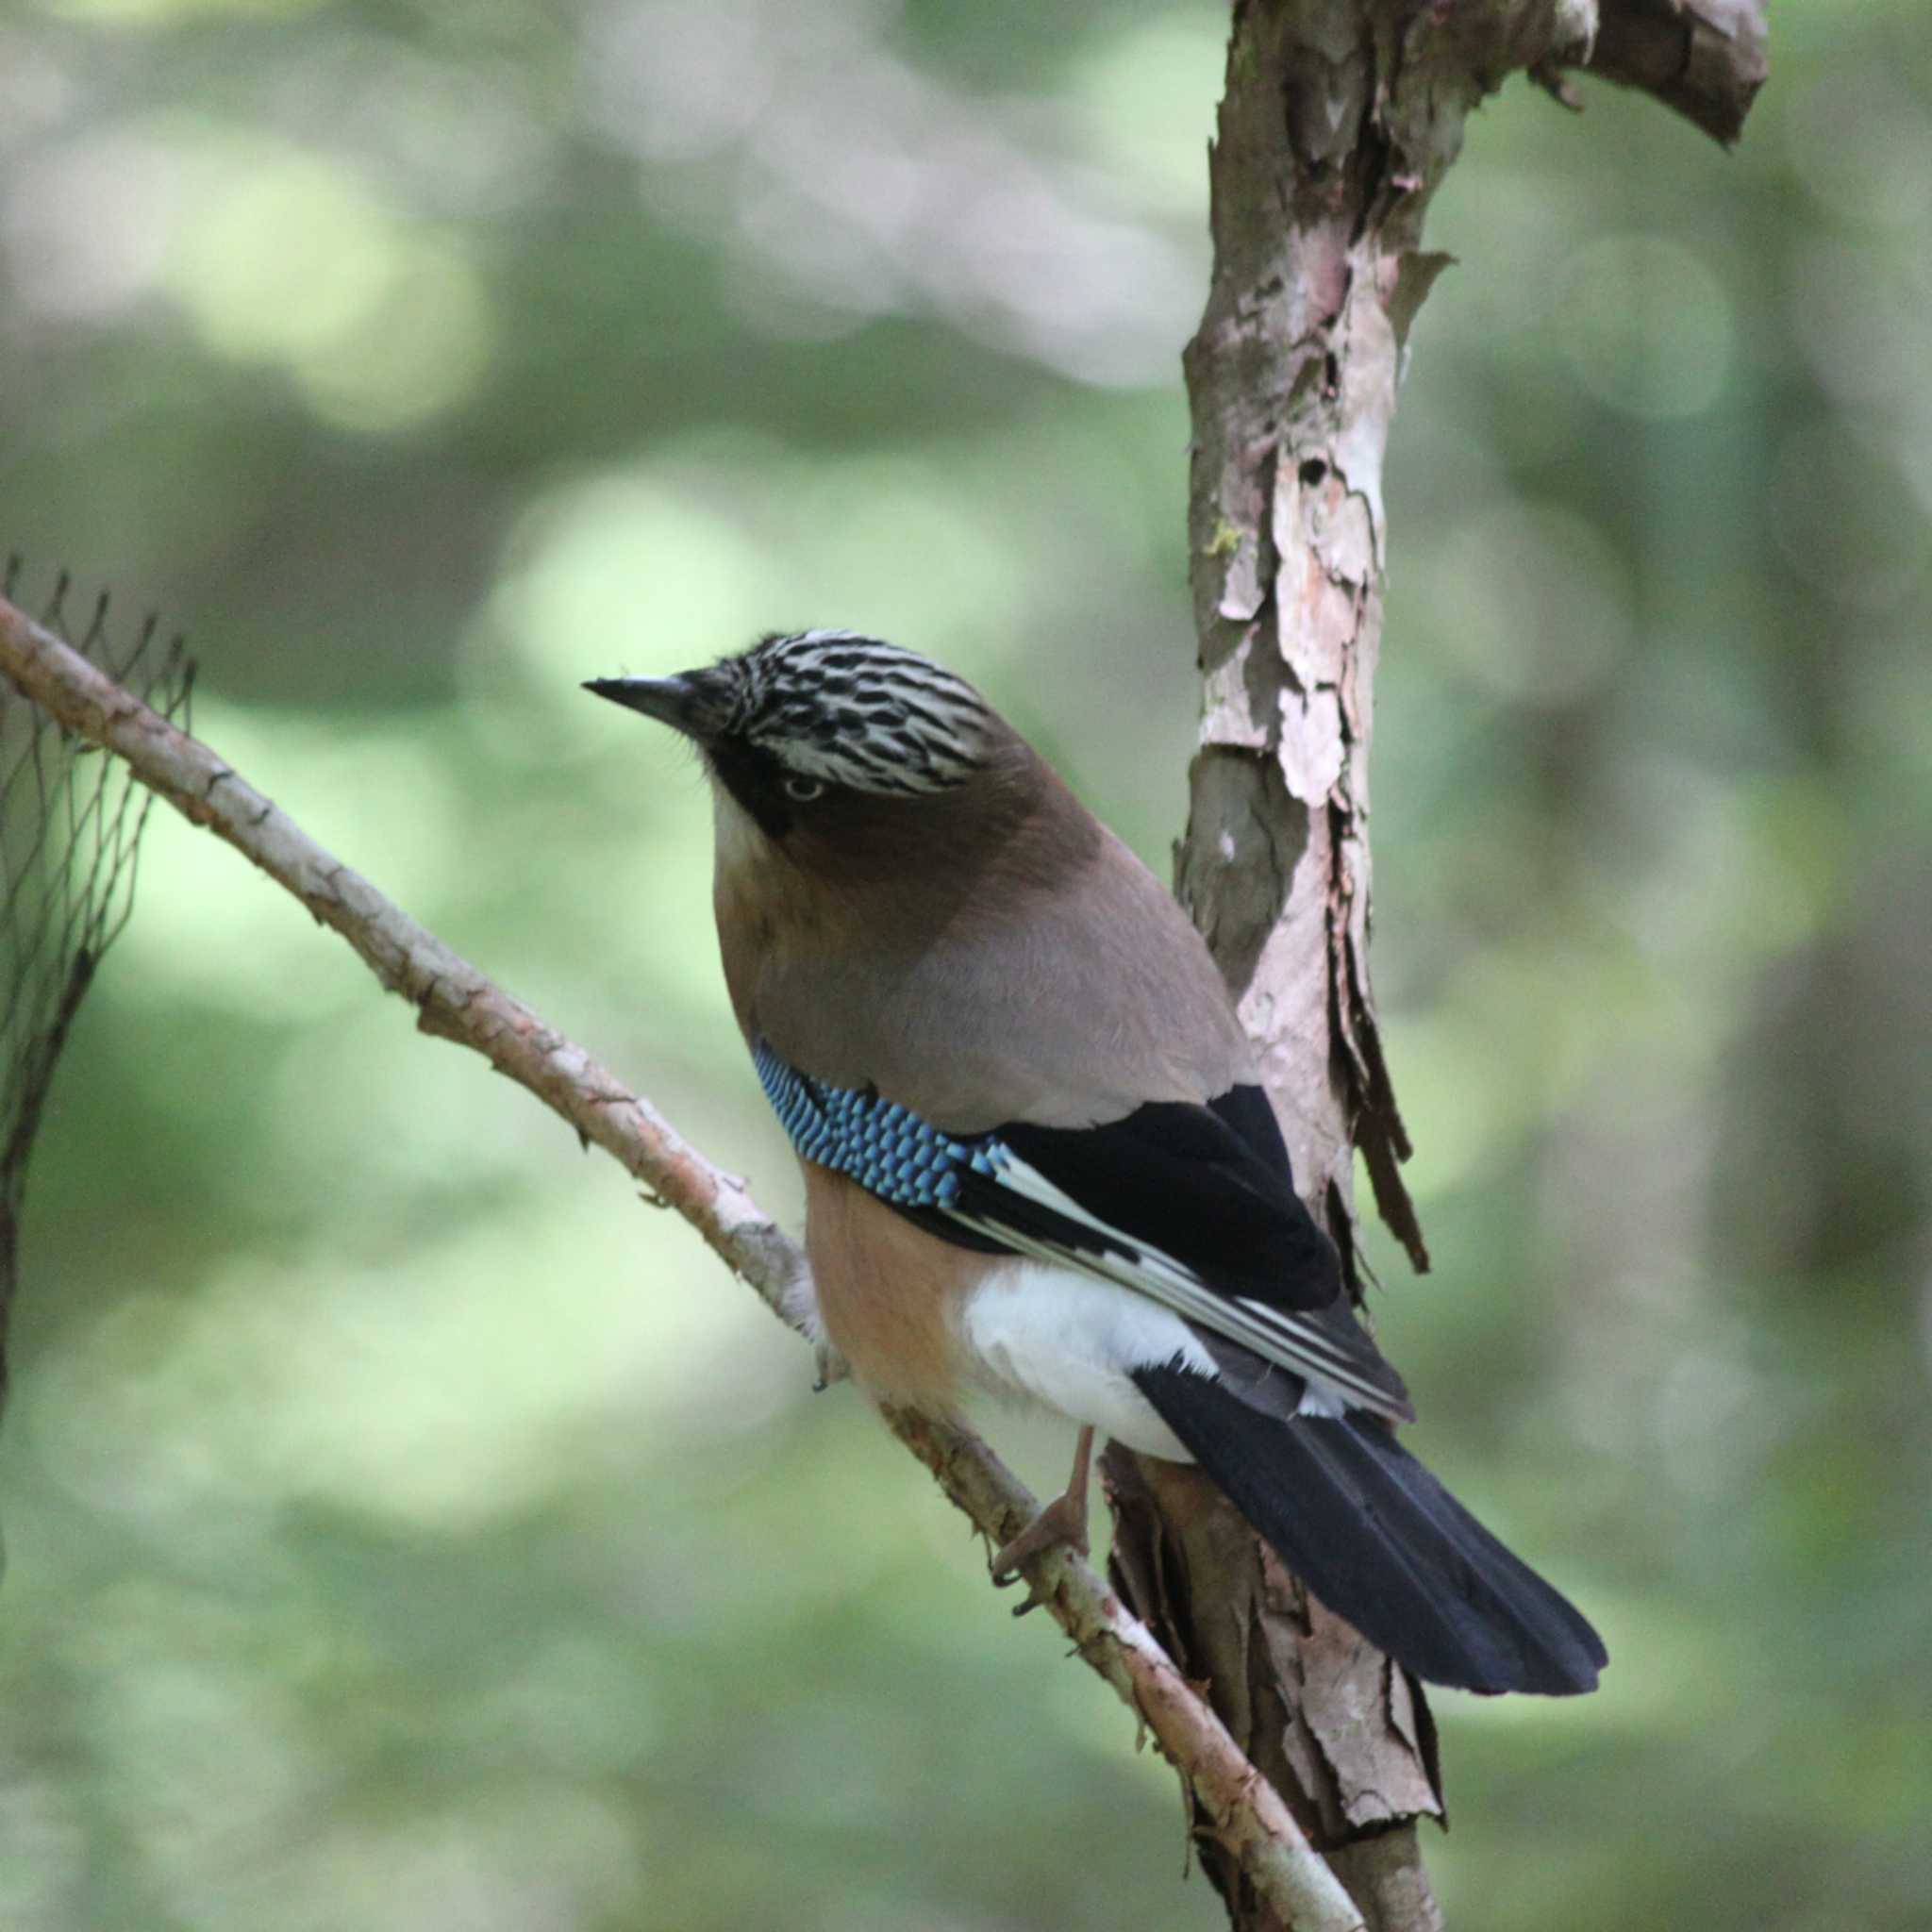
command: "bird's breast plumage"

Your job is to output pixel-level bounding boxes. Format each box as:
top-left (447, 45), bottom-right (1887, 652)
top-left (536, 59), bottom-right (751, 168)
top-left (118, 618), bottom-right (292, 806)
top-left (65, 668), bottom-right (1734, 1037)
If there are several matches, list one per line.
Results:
top-left (801, 1163), bottom-right (983, 1411)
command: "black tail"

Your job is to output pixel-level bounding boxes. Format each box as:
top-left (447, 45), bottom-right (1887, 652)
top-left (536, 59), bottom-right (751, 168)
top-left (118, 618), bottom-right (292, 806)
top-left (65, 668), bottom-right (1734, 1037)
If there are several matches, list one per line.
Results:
top-left (1134, 1365), bottom-right (1607, 1696)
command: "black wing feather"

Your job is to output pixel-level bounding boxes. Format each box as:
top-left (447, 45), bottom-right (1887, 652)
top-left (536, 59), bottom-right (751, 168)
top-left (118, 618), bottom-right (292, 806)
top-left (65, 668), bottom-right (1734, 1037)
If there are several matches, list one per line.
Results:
top-left (994, 1088), bottom-right (1341, 1308)
top-left (896, 1084), bottom-right (1336, 1306)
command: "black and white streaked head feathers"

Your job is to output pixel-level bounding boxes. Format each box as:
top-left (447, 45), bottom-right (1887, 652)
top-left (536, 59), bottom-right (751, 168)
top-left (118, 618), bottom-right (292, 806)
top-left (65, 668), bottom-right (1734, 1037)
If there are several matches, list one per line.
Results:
top-left (593, 630), bottom-right (1002, 800)
top-left (708, 631), bottom-right (998, 796)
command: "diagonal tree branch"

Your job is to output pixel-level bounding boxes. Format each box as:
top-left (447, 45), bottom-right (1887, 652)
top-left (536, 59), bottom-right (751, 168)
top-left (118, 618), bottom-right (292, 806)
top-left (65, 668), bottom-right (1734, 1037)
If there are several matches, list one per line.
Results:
top-left (0, 587), bottom-right (1370, 1932)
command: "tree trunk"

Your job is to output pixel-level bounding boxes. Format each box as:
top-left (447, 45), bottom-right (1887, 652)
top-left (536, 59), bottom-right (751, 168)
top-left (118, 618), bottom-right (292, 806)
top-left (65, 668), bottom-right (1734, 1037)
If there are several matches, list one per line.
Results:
top-left (1105, 3), bottom-right (1767, 1927)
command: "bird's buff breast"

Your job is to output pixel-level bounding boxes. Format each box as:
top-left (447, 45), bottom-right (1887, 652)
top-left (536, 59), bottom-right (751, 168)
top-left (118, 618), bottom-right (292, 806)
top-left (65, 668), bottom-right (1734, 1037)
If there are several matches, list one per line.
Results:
top-left (802, 1163), bottom-right (977, 1413)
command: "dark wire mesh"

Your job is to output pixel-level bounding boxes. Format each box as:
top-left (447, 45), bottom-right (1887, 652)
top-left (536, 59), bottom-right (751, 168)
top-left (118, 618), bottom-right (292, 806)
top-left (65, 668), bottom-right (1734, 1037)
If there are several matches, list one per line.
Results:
top-left (0, 559), bottom-right (193, 1401)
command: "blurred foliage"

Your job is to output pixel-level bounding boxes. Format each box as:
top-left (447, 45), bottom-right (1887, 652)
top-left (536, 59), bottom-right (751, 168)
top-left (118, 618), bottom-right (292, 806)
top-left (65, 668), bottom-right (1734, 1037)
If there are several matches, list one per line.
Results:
top-left (1, 1), bottom-right (1928, 1927)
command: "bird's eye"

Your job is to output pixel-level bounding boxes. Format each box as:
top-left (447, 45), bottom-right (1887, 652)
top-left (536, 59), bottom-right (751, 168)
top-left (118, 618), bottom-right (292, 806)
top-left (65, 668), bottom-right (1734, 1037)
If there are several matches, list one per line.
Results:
top-left (783, 774), bottom-right (825, 802)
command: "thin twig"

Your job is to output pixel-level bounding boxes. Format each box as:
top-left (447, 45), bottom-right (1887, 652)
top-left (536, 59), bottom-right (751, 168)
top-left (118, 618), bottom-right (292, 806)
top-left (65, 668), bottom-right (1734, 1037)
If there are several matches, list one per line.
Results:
top-left (0, 589), bottom-right (1367, 1932)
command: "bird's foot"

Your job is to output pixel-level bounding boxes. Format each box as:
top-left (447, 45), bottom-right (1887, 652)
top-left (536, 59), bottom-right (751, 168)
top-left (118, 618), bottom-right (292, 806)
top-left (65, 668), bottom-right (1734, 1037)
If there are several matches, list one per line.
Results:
top-left (990, 1489), bottom-right (1091, 1588)
top-left (989, 1424), bottom-right (1093, 1615)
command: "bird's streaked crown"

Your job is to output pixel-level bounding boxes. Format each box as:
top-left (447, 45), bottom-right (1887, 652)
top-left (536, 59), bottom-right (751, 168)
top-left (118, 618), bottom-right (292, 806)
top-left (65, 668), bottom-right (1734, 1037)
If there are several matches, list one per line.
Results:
top-left (591, 630), bottom-right (1000, 798)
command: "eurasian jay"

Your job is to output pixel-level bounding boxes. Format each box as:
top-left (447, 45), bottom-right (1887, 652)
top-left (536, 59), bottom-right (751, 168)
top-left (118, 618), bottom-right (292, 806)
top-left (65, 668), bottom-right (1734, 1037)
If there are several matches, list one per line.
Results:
top-left (588, 629), bottom-right (1606, 1697)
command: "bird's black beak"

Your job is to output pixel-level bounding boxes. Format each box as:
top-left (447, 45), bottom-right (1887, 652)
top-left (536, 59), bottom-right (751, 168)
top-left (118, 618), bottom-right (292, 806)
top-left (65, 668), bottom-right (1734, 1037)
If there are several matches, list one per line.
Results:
top-left (582, 675), bottom-right (703, 736)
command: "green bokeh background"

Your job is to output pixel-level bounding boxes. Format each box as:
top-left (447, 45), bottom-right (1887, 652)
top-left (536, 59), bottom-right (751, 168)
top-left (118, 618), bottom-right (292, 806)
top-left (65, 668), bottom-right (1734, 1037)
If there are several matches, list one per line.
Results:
top-left (3, 2), bottom-right (1928, 1927)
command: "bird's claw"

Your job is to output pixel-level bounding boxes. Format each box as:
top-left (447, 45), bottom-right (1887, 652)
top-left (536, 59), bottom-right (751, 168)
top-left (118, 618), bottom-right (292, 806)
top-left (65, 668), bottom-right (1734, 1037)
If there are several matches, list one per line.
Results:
top-left (989, 1491), bottom-right (1091, 1593)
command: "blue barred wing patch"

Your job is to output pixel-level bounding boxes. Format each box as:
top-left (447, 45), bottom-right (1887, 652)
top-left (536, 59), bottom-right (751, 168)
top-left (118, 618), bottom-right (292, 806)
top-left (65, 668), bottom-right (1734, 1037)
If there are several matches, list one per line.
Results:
top-left (753, 1039), bottom-right (1010, 1209)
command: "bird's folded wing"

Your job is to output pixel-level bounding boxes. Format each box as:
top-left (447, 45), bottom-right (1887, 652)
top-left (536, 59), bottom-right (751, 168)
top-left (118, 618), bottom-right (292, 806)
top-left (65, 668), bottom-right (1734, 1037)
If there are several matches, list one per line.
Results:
top-left (753, 1039), bottom-right (1412, 1422)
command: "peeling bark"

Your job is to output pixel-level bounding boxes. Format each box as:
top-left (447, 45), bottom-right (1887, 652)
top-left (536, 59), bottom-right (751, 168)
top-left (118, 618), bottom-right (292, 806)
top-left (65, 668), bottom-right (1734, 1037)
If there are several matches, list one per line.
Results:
top-left (1109, 3), bottom-right (1768, 1928)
